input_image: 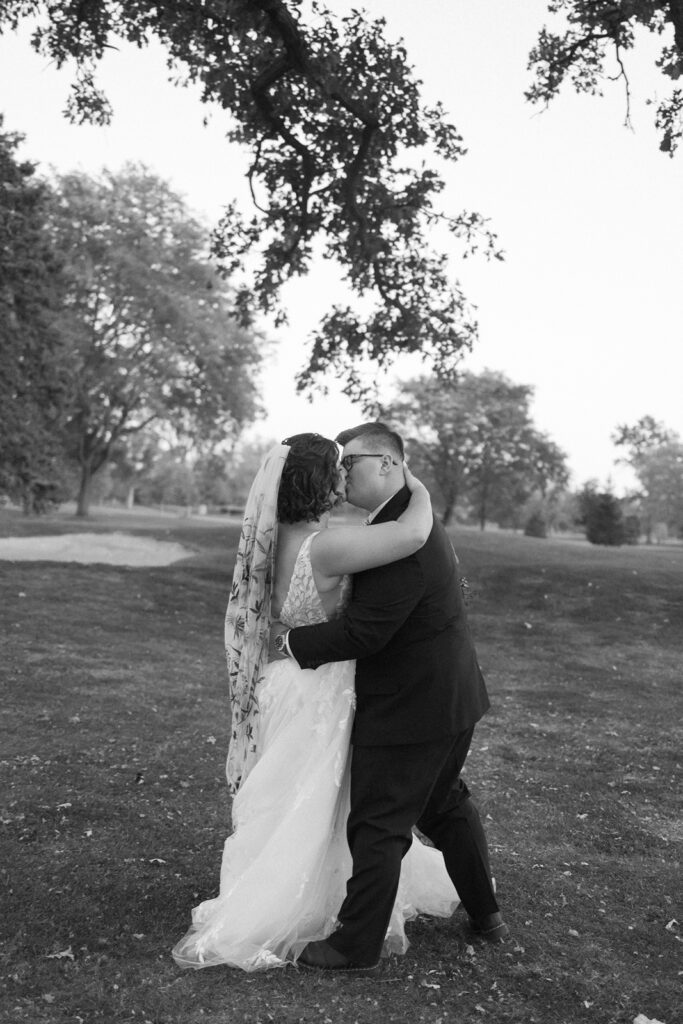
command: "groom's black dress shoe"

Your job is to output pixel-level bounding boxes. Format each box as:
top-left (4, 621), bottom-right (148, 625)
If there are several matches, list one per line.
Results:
top-left (297, 939), bottom-right (379, 974)
top-left (468, 912), bottom-right (510, 944)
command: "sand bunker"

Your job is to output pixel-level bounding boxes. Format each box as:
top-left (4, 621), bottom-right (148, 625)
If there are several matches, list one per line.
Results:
top-left (0, 532), bottom-right (193, 566)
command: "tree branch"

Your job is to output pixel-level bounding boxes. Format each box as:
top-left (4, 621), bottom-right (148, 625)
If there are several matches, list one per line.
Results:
top-left (552, 30), bottom-right (612, 77)
top-left (247, 1), bottom-right (316, 257)
top-left (248, 0), bottom-right (384, 270)
top-left (610, 43), bottom-right (633, 129)
top-left (249, 53), bottom-right (316, 256)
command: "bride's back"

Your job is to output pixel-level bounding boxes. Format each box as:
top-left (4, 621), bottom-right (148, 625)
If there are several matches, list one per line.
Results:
top-left (270, 433), bottom-right (345, 623)
top-left (272, 524), bottom-right (343, 623)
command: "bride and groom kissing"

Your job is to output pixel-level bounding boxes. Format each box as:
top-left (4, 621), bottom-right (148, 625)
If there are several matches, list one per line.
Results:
top-left (172, 422), bottom-right (507, 973)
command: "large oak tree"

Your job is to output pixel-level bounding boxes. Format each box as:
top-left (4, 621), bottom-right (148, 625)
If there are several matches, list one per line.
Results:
top-left (49, 164), bottom-right (262, 516)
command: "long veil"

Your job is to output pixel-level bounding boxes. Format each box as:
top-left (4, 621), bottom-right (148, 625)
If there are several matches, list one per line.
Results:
top-left (224, 443), bottom-right (290, 794)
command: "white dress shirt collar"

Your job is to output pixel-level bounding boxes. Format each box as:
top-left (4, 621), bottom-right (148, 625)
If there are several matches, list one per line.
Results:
top-left (365, 493), bottom-right (395, 525)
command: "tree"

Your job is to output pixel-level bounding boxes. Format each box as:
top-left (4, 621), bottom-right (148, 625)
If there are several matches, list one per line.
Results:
top-left (635, 441), bottom-right (683, 537)
top-left (48, 165), bottom-right (263, 516)
top-left (106, 429), bottom-right (165, 509)
top-left (613, 415), bottom-right (680, 541)
top-left (523, 508), bottom-right (548, 538)
top-left (613, 414), bottom-right (675, 459)
top-left (0, 1), bottom-right (500, 402)
top-left (135, 448), bottom-right (200, 510)
top-left (0, 118), bottom-right (71, 512)
top-left (381, 370), bottom-right (569, 528)
top-left (222, 436), bottom-right (279, 508)
top-left (576, 483), bottom-right (626, 545)
top-left (527, 2), bottom-right (683, 155)
top-left (192, 449), bottom-right (235, 509)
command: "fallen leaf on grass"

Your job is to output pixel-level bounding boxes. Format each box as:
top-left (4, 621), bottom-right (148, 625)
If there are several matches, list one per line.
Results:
top-left (46, 947), bottom-right (74, 960)
top-left (42, 994), bottom-right (55, 1003)
top-left (568, 929), bottom-right (580, 937)
top-left (665, 919), bottom-right (678, 931)
top-left (633, 1015), bottom-right (666, 1024)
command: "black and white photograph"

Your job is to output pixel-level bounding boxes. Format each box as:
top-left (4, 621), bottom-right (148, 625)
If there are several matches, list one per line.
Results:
top-left (1, 3), bottom-right (680, 1023)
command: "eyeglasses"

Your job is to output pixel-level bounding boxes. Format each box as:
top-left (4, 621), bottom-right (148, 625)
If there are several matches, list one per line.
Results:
top-left (340, 454), bottom-right (398, 472)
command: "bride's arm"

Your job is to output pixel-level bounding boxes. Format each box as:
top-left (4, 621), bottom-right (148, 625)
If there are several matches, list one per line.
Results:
top-left (311, 466), bottom-right (432, 577)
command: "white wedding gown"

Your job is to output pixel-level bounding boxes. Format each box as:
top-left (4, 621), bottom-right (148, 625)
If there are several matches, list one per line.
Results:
top-left (172, 534), bottom-right (459, 971)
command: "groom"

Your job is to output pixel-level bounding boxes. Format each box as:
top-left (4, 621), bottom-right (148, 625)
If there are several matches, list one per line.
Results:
top-left (272, 422), bottom-right (507, 970)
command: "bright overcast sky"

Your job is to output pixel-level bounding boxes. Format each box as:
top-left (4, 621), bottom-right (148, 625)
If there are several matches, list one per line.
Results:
top-left (1, 0), bottom-right (681, 492)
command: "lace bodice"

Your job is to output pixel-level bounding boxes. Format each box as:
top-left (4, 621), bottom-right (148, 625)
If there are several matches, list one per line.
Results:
top-left (279, 533), bottom-right (349, 628)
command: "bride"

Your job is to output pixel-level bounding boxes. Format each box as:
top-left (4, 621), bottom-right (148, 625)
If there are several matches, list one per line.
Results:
top-left (172, 433), bottom-right (459, 971)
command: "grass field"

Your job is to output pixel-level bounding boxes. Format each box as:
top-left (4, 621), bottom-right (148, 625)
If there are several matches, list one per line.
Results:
top-left (1, 508), bottom-right (681, 1024)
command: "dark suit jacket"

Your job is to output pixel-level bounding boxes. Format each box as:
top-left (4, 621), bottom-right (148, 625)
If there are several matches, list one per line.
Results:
top-left (287, 487), bottom-right (490, 746)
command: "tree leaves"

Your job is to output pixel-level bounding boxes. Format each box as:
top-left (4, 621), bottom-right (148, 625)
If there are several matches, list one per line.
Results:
top-left (0, 1), bottom-right (501, 399)
top-left (0, 117), bottom-right (71, 511)
top-left (526, 1), bottom-right (683, 154)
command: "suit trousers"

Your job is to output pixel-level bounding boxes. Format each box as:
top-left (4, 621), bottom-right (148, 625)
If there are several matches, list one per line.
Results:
top-left (327, 728), bottom-right (499, 965)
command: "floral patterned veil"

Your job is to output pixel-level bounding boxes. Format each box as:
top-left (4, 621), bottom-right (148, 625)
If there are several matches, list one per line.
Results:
top-left (224, 443), bottom-right (290, 794)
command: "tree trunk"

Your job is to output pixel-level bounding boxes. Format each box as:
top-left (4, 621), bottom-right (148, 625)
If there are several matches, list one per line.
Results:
top-left (76, 464), bottom-right (93, 517)
top-left (440, 480), bottom-right (458, 527)
top-left (478, 491), bottom-right (488, 530)
top-left (478, 475), bottom-right (490, 530)
top-left (125, 484), bottom-right (135, 510)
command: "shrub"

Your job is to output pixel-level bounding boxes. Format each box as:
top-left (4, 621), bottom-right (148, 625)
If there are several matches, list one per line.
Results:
top-left (524, 511), bottom-right (547, 538)
top-left (584, 492), bottom-right (625, 546)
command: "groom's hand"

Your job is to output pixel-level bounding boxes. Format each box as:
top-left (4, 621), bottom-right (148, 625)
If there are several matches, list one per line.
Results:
top-left (268, 621), bottom-right (289, 662)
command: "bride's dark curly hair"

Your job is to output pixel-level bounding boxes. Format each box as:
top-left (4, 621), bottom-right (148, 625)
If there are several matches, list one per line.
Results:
top-left (277, 433), bottom-right (340, 524)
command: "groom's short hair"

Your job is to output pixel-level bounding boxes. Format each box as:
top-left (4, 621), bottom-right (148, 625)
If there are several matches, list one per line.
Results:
top-left (336, 422), bottom-right (405, 462)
